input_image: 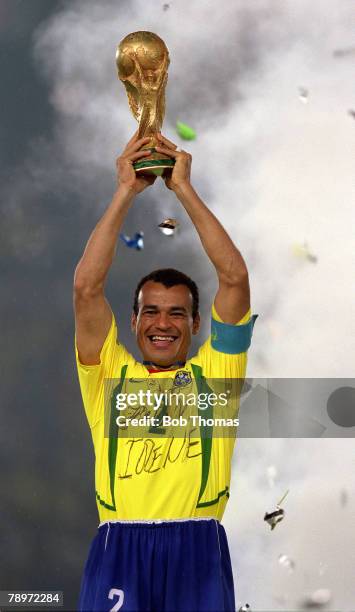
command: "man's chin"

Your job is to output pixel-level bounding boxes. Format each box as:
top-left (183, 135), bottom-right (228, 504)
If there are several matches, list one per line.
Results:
top-left (141, 340), bottom-right (179, 365)
top-left (142, 346), bottom-right (182, 367)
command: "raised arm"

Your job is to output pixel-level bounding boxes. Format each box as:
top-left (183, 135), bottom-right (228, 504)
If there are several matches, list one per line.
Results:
top-left (156, 134), bottom-right (250, 323)
top-left (74, 132), bottom-right (156, 365)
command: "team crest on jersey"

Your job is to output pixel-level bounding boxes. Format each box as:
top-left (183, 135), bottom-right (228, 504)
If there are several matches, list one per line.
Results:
top-left (173, 370), bottom-right (192, 387)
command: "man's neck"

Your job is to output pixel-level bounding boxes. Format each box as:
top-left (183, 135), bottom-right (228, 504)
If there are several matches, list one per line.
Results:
top-left (143, 360), bottom-right (185, 371)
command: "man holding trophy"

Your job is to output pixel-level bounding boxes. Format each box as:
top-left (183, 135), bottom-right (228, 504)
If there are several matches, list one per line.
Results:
top-left (74, 32), bottom-right (256, 612)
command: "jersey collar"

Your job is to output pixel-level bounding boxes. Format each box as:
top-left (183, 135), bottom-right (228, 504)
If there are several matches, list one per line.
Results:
top-left (143, 360), bottom-right (186, 373)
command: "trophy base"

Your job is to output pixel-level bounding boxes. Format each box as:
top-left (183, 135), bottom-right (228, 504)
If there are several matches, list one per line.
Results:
top-left (133, 157), bottom-right (175, 177)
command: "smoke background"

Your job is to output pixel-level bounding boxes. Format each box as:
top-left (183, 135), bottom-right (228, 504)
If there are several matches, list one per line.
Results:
top-left (1, 0), bottom-right (354, 610)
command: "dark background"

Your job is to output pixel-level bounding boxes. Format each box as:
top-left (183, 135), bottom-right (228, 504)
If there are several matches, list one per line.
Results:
top-left (1, 3), bottom-right (98, 609)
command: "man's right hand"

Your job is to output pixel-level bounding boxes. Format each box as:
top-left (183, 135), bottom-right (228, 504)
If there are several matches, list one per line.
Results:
top-left (117, 131), bottom-right (157, 194)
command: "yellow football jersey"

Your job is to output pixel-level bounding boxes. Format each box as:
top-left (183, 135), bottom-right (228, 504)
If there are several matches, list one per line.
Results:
top-left (75, 304), bottom-right (257, 522)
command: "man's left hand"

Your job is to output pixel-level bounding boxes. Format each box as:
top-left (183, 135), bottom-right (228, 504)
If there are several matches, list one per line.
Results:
top-left (155, 133), bottom-right (192, 191)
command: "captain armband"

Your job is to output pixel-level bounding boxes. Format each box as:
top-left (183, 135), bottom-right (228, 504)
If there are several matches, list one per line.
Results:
top-left (211, 314), bottom-right (258, 354)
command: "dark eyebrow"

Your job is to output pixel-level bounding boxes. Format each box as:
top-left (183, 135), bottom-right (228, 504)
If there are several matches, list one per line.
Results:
top-left (141, 305), bottom-right (188, 313)
top-left (169, 306), bottom-right (188, 313)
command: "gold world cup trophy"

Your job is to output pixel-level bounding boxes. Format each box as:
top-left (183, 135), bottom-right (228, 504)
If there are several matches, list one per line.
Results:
top-left (116, 31), bottom-right (175, 177)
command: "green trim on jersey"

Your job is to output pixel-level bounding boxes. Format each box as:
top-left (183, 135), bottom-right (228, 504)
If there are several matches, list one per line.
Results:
top-left (191, 364), bottom-right (213, 505)
top-left (196, 486), bottom-right (230, 508)
top-left (95, 490), bottom-right (116, 511)
top-left (105, 364), bottom-right (128, 512)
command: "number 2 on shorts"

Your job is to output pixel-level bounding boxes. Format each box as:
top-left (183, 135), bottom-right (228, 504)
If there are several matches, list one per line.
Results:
top-left (108, 588), bottom-right (124, 611)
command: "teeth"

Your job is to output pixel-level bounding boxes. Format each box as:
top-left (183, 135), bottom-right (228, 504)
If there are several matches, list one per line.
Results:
top-left (151, 336), bottom-right (175, 341)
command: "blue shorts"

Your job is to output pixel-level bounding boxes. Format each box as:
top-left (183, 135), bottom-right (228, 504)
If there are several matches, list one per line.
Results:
top-left (78, 518), bottom-right (235, 612)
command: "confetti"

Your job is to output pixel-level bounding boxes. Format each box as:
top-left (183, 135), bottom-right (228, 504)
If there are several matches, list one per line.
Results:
top-left (264, 490), bottom-right (289, 530)
top-left (266, 465), bottom-right (277, 487)
top-left (303, 588), bottom-right (332, 606)
top-left (264, 507), bottom-right (285, 530)
top-left (277, 490), bottom-right (289, 505)
top-left (292, 242), bottom-right (318, 263)
top-left (278, 554), bottom-right (295, 572)
top-left (158, 218), bottom-right (179, 236)
top-left (318, 561), bottom-right (328, 576)
top-left (298, 87), bottom-right (309, 103)
top-left (120, 231), bottom-right (144, 250)
top-left (176, 121), bottom-right (196, 140)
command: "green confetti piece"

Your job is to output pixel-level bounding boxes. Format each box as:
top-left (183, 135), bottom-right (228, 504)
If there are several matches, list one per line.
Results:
top-left (176, 121), bottom-right (196, 140)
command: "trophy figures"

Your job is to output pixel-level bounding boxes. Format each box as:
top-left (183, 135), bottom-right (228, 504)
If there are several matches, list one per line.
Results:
top-left (116, 31), bottom-right (175, 176)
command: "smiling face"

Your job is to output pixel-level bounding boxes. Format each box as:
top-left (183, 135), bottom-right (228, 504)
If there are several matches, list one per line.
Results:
top-left (131, 281), bottom-right (200, 367)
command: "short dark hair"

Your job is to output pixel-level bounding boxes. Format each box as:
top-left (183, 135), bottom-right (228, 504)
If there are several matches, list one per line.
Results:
top-left (133, 268), bottom-right (199, 320)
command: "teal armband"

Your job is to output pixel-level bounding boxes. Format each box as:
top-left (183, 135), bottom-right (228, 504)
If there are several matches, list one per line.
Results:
top-left (211, 314), bottom-right (258, 354)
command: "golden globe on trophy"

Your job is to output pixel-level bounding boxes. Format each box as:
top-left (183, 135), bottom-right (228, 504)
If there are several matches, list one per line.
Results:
top-left (116, 31), bottom-right (175, 176)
